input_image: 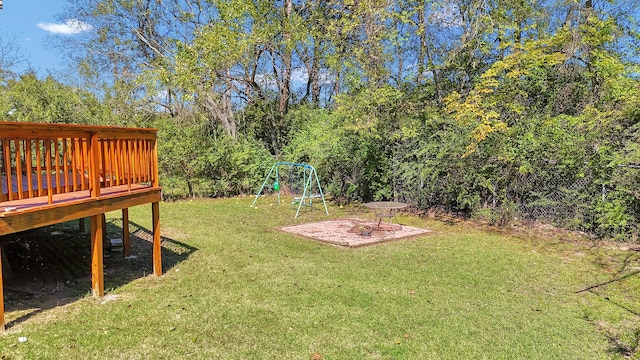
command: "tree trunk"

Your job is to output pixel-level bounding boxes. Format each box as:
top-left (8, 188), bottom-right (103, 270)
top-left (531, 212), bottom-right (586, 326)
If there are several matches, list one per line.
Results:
top-left (416, 3), bottom-right (426, 85)
top-left (279, 0), bottom-right (293, 116)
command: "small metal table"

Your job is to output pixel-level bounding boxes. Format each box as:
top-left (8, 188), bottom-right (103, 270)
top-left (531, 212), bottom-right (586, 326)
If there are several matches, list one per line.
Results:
top-left (363, 201), bottom-right (408, 231)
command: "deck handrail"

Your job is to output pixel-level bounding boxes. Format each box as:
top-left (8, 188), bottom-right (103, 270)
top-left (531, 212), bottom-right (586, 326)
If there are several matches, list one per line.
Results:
top-left (0, 122), bottom-right (159, 205)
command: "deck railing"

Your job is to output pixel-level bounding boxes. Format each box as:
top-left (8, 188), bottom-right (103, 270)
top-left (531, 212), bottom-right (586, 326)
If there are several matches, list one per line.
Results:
top-left (0, 122), bottom-right (159, 204)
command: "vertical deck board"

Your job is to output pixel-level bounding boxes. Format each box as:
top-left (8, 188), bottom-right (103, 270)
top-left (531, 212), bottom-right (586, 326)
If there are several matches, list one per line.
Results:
top-left (0, 139), bottom-right (4, 202)
top-left (101, 140), bottom-right (108, 188)
top-left (63, 140), bottom-right (70, 193)
top-left (90, 133), bottom-right (100, 198)
top-left (81, 139), bottom-right (88, 191)
top-left (71, 139), bottom-right (79, 191)
top-left (3, 139), bottom-right (13, 201)
top-left (115, 140), bottom-right (122, 186)
top-left (45, 139), bottom-right (53, 204)
top-left (127, 140), bottom-right (133, 191)
top-left (26, 140), bottom-right (33, 197)
top-left (15, 139), bottom-right (23, 200)
top-left (36, 139), bottom-right (43, 197)
top-left (54, 139), bottom-right (61, 195)
top-left (152, 138), bottom-right (159, 187)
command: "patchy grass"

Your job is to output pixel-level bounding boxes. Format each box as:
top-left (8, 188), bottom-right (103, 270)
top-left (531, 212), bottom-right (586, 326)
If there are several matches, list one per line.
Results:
top-left (1, 196), bottom-right (639, 359)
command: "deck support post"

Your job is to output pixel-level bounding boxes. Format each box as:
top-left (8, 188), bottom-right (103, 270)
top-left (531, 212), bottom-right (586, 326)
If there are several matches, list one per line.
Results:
top-left (0, 246), bottom-right (4, 331)
top-left (102, 213), bottom-right (107, 242)
top-left (79, 218), bottom-right (86, 233)
top-left (91, 214), bottom-right (105, 297)
top-left (152, 202), bottom-right (161, 276)
top-left (122, 208), bottom-right (130, 257)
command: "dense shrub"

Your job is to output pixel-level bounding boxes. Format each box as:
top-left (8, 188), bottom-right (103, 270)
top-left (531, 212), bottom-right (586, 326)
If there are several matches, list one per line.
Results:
top-left (156, 117), bottom-right (272, 199)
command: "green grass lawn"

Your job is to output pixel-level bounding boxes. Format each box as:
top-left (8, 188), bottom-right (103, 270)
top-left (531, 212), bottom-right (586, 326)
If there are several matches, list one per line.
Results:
top-left (1, 196), bottom-right (640, 359)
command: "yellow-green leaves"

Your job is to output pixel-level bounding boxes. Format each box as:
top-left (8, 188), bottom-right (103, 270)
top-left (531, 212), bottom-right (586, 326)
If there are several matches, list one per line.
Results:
top-left (445, 34), bottom-right (569, 156)
top-left (335, 86), bottom-right (404, 138)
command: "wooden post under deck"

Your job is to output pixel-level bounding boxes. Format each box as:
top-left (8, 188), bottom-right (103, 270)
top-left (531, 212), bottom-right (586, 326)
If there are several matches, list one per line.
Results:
top-left (0, 246), bottom-right (4, 331)
top-left (102, 214), bottom-right (107, 242)
top-left (91, 214), bottom-right (105, 298)
top-left (152, 202), bottom-right (161, 276)
top-left (122, 208), bottom-right (130, 257)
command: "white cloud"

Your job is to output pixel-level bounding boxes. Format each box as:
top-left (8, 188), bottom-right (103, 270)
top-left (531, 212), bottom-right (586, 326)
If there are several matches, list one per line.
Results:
top-left (254, 73), bottom-right (278, 89)
top-left (429, 3), bottom-right (463, 28)
top-left (291, 67), bottom-right (335, 86)
top-left (251, 67), bottom-right (335, 90)
top-left (37, 19), bottom-right (93, 35)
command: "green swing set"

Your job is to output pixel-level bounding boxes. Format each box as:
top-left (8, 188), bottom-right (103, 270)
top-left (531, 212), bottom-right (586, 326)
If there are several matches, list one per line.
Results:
top-left (251, 162), bottom-right (329, 218)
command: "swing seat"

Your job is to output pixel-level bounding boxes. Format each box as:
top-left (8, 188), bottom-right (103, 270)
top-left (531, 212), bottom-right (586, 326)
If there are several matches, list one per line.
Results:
top-left (293, 194), bottom-right (321, 200)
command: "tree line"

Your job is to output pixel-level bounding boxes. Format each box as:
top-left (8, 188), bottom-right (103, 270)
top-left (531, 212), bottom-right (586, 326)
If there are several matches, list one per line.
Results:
top-left (1, 0), bottom-right (640, 238)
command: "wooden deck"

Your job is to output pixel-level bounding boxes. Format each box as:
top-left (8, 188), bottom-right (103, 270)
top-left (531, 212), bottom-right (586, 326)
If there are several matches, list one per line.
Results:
top-left (0, 122), bottom-right (162, 330)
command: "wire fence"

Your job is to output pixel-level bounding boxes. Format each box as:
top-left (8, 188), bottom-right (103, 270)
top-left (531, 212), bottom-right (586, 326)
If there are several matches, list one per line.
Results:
top-left (514, 171), bottom-right (598, 227)
top-left (394, 160), bottom-right (638, 236)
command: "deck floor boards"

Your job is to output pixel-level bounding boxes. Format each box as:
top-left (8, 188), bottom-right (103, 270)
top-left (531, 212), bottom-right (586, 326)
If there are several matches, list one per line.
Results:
top-left (0, 184), bottom-right (156, 216)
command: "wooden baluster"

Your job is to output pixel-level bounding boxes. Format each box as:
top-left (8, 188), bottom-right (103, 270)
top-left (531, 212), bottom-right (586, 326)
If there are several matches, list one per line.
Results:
top-left (133, 140), bottom-right (142, 184)
top-left (127, 140), bottom-right (133, 190)
top-left (140, 139), bottom-right (146, 183)
top-left (114, 139), bottom-right (120, 187)
top-left (81, 138), bottom-right (88, 191)
top-left (77, 139), bottom-right (83, 190)
top-left (101, 140), bottom-right (108, 188)
top-left (144, 140), bottom-right (151, 182)
top-left (132, 140), bottom-right (138, 184)
top-left (139, 140), bottom-right (145, 183)
top-left (104, 140), bottom-right (111, 187)
top-left (140, 139), bottom-right (147, 183)
top-left (0, 139), bottom-right (5, 202)
top-left (109, 139), bottom-right (114, 187)
top-left (110, 139), bottom-right (116, 186)
top-left (26, 140), bottom-right (33, 198)
top-left (15, 139), bottom-right (23, 200)
top-left (110, 139), bottom-right (117, 187)
top-left (122, 140), bottom-right (127, 188)
top-left (36, 139), bottom-right (43, 196)
top-left (113, 140), bottom-right (119, 186)
top-left (63, 139), bottom-right (70, 193)
top-left (54, 139), bottom-right (61, 195)
top-left (89, 133), bottom-right (100, 198)
top-left (45, 139), bottom-right (53, 205)
top-left (152, 138), bottom-right (159, 188)
top-left (71, 139), bottom-right (79, 191)
top-left (3, 139), bottom-right (13, 201)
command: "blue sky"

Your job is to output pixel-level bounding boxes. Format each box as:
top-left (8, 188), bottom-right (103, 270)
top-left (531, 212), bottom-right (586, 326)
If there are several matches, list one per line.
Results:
top-left (0, 1), bottom-right (91, 75)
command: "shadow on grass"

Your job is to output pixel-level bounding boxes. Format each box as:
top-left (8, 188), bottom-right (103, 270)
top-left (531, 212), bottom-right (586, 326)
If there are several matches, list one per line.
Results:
top-left (1, 217), bottom-right (197, 329)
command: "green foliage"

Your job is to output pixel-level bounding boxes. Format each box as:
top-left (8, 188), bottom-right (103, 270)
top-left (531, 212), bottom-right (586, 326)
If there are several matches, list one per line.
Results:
top-left (5, 0), bottom-right (640, 240)
top-left (156, 117), bottom-right (271, 199)
top-left (0, 73), bottom-right (109, 124)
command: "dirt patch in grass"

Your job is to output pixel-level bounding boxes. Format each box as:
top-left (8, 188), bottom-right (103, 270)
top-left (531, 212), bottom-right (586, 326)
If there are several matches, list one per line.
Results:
top-left (279, 218), bottom-right (432, 248)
